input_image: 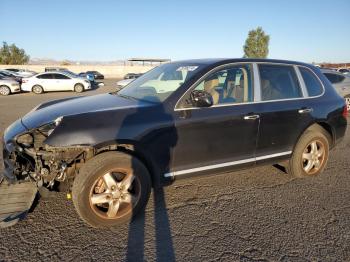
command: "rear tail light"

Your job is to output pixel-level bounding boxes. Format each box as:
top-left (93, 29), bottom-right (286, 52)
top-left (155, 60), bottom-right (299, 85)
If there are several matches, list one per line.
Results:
top-left (343, 105), bottom-right (348, 118)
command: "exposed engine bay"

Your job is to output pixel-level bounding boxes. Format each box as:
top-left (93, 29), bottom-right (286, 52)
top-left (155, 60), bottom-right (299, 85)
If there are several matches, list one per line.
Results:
top-left (7, 117), bottom-right (94, 190)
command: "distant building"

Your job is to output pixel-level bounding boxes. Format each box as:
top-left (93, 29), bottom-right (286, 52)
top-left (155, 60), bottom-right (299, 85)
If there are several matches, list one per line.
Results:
top-left (127, 58), bottom-right (171, 66)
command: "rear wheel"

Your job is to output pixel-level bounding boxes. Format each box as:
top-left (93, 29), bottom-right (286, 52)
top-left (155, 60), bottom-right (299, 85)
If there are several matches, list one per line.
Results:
top-left (74, 84), bottom-right (84, 93)
top-left (345, 95), bottom-right (350, 112)
top-left (72, 151), bottom-right (151, 228)
top-left (32, 85), bottom-right (43, 94)
top-left (288, 127), bottom-right (330, 178)
top-left (0, 85), bottom-right (11, 96)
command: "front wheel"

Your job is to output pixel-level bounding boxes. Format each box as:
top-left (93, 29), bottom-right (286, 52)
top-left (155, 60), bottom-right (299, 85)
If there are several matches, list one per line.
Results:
top-left (288, 127), bottom-right (330, 178)
top-left (0, 85), bottom-right (11, 96)
top-left (32, 85), bottom-right (44, 94)
top-left (72, 152), bottom-right (152, 228)
top-left (74, 84), bottom-right (84, 93)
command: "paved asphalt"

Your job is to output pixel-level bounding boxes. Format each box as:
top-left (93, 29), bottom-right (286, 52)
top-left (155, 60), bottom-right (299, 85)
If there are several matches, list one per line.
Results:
top-left (0, 79), bottom-right (349, 261)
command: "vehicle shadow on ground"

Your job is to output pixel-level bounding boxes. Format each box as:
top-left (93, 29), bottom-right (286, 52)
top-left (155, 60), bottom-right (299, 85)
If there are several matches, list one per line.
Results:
top-left (126, 188), bottom-right (175, 261)
top-left (117, 94), bottom-right (177, 261)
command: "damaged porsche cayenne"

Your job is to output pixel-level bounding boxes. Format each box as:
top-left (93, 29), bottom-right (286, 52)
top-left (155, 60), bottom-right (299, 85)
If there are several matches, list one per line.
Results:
top-left (1, 59), bottom-right (347, 228)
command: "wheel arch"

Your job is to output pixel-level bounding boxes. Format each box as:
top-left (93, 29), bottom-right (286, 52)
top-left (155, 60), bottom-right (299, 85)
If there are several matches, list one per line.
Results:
top-left (315, 121), bottom-right (335, 146)
top-left (295, 122), bottom-right (334, 151)
top-left (92, 140), bottom-right (161, 187)
top-left (74, 82), bottom-right (84, 87)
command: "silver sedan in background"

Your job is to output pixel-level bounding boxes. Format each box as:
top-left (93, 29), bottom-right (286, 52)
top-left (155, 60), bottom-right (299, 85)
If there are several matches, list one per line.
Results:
top-left (0, 75), bottom-right (21, 95)
top-left (322, 69), bottom-right (350, 110)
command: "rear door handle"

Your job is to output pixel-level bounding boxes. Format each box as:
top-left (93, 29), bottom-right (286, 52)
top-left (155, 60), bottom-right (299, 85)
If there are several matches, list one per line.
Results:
top-left (298, 108), bottom-right (313, 114)
top-left (244, 114), bottom-right (260, 120)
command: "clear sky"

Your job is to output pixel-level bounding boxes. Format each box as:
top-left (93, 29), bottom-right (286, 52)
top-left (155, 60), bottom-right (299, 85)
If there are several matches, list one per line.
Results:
top-left (1, 0), bottom-right (349, 63)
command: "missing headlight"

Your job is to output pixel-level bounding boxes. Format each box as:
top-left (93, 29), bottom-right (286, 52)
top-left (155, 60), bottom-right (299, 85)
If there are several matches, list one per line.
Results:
top-left (16, 133), bottom-right (34, 146)
top-left (38, 116), bottom-right (63, 137)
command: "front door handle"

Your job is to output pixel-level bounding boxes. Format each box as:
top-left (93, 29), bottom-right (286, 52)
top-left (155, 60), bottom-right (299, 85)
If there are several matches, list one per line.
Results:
top-left (244, 114), bottom-right (260, 120)
top-left (298, 108), bottom-right (313, 114)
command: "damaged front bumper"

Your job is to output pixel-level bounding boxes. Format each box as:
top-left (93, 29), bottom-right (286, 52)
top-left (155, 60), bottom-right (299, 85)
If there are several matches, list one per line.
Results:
top-left (2, 119), bottom-right (28, 182)
top-left (1, 118), bottom-right (94, 227)
top-left (3, 118), bottom-right (93, 186)
top-left (1, 120), bottom-right (37, 227)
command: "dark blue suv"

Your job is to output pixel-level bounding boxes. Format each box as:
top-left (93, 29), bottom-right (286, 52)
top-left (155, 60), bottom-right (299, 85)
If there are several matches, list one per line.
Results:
top-left (1, 59), bottom-right (347, 228)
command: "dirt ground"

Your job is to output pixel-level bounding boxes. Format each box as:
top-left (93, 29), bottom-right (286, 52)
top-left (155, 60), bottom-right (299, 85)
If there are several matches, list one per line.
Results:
top-left (0, 79), bottom-right (349, 261)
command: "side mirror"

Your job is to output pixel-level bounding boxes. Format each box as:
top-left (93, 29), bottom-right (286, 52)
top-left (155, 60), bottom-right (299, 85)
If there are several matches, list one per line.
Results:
top-left (190, 90), bottom-right (213, 107)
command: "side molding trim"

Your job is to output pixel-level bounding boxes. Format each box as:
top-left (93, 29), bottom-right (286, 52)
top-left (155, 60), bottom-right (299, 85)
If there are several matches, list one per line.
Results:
top-left (164, 151), bottom-right (292, 178)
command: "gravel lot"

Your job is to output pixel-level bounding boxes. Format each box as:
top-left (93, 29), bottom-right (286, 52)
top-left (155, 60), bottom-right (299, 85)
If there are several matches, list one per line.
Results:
top-left (0, 79), bottom-right (349, 261)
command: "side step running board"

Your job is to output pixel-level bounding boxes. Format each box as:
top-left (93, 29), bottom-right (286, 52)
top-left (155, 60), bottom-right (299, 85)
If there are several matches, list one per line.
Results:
top-left (0, 180), bottom-right (38, 228)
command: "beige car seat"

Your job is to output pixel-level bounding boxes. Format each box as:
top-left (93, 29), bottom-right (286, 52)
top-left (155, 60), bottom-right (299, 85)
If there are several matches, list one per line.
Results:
top-left (225, 69), bottom-right (249, 103)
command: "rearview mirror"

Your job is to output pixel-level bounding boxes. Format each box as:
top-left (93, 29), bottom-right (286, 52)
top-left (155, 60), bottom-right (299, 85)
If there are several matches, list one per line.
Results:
top-left (190, 90), bottom-right (213, 107)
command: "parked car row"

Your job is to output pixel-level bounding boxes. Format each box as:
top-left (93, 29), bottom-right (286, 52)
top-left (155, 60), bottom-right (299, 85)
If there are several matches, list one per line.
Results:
top-left (0, 70), bottom-right (92, 95)
top-left (0, 67), bottom-right (108, 96)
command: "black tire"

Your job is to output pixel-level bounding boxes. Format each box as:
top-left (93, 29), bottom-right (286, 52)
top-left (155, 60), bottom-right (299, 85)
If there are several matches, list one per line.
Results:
top-left (72, 151), bottom-right (151, 228)
top-left (74, 83), bottom-right (84, 93)
top-left (32, 85), bottom-right (44, 94)
top-left (0, 85), bottom-right (11, 96)
top-left (288, 126), bottom-right (330, 178)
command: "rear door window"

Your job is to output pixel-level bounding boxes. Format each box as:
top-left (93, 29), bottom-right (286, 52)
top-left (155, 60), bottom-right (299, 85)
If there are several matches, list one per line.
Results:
top-left (299, 67), bottom-right (323, 96)
top-left (258, 64), bottom-right (302, 101)
top-left (53, 73), bottom-right (70, 79)
top-left (37, 74), bottom-right (54, 79)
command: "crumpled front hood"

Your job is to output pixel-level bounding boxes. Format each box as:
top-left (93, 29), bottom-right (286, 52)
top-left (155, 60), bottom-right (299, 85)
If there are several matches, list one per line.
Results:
top-left (21, 93), bottom-right (145, 129)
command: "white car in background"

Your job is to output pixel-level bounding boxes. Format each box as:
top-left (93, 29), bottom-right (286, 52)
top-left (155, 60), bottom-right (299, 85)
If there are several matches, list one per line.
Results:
top-left (0, 75), bottom-right (21, 96)
top-left (21, 72), bottom-right (91, 94)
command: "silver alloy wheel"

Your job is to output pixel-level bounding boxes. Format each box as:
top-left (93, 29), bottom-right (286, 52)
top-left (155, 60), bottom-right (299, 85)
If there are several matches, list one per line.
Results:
top-left (75, 84), bottom-right (84, 92)
top-left (89, 172), bottom-right (139, 219)
top-left (345, 97), bottom-right (350, 111)
top-left (301, 139), bottom-right (326, 175)
top-left (0, 86), bottom-right (10, 96)
top-left (32, 85), bottom-right (43, 94)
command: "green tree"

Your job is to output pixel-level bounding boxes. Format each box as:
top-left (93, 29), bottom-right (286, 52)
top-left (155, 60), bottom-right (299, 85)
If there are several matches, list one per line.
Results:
top-left (0, 42), bottom-right (30, 64)
top-left (243, 27), bottom-right (270, 58)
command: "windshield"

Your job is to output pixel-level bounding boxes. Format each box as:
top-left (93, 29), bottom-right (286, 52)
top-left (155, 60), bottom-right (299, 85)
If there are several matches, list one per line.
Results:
top-left (117, 62), bottom-right (205, 102)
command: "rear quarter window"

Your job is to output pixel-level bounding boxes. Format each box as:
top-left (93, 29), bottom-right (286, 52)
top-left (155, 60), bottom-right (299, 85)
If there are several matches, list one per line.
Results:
top-left (299, 67), bottom-right (323, 96)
